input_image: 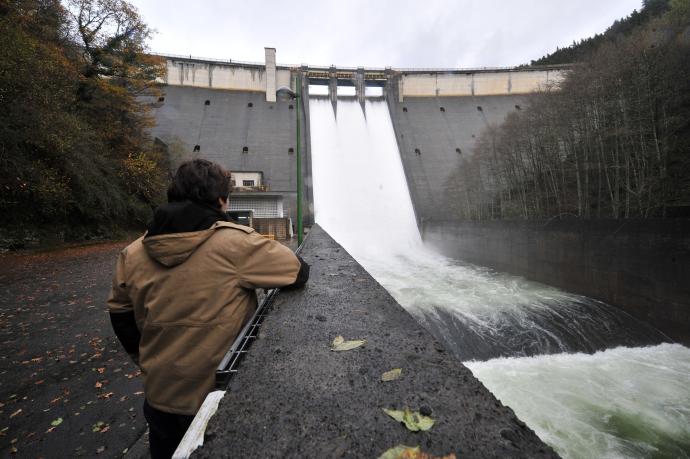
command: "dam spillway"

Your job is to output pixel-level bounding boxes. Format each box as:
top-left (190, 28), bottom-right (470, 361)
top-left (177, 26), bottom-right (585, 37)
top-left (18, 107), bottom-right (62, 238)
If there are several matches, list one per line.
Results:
top-left (309, 97), bottom-right (690, 458)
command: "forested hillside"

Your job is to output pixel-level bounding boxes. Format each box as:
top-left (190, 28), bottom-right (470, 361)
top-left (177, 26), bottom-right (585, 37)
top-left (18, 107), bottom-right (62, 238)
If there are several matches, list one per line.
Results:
top-left (531, 0), bottom-right (671, 65)
top-left (0, 0), bottom-right (167, 249)
top-left (449, 0), bottom-right (690, 220)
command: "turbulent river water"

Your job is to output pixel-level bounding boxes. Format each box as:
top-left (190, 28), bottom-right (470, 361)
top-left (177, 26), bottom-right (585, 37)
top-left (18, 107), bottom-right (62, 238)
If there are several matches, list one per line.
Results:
top-left (309, 97), bottom-right (690, 458)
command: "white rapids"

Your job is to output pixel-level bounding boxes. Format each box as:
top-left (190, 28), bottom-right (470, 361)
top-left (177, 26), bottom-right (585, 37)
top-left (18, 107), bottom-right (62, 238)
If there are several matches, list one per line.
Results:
top-left (309, 96), bottom-right (690, 458)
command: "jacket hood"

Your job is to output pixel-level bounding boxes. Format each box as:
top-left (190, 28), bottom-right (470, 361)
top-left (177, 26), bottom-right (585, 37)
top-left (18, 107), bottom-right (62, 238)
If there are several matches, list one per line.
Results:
top-left (143, 228), bottom-right (218, 267)
top-left (143, 200), bottom-right (229, 267)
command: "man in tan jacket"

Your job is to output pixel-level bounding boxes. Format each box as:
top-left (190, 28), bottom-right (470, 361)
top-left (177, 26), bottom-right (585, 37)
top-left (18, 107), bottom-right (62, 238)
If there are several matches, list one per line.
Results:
top-left (108, 159), bottom-right (308, 459)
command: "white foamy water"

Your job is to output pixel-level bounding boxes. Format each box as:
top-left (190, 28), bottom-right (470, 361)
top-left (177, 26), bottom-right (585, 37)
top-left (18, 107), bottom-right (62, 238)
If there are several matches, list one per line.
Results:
top-left (467, 344), bottom-right (690, 459)
top-left (309, 97), bottom-right (690, 458)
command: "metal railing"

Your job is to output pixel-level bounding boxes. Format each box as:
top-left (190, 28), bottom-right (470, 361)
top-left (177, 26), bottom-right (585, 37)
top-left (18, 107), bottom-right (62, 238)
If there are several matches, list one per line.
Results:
top-left (150, 51), bottom-right (573, 76)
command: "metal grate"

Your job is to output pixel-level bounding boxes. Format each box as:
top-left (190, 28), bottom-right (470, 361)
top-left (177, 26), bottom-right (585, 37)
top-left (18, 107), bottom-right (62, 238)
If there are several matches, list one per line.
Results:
top-left (215, 239), bottom-right (306, 389)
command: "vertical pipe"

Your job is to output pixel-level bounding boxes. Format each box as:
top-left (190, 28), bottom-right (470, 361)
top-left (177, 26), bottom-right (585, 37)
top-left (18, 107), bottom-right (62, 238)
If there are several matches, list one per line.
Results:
top-left (296, 72), bottom-right (303, 245)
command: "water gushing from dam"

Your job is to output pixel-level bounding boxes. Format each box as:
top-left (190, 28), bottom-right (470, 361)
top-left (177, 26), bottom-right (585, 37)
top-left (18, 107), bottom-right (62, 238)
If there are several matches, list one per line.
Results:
top-left (309, 97), bottom-right (690, 458)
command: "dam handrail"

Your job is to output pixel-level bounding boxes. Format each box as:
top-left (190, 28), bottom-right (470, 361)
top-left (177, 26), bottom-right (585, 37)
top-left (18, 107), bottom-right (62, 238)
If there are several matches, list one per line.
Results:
top-left (214, 233), bottom-right (309, 389)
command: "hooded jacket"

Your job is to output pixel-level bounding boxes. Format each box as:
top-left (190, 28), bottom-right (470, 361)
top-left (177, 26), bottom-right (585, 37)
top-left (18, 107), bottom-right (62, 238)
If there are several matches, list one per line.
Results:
top-left (107, 201), bottom-right (307, 415)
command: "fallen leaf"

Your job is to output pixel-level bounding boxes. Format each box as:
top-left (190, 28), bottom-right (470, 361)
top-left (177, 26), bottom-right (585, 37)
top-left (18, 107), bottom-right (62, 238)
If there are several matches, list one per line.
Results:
top-left (50, 417), bottom-right (63, 427)
top-left (94, 382), bottom-right (103, 389)
top-left (378, 445), bottom-right (456, 459)
top-left (381, 368), bottom-right (403, 382)
top-left (379, 445), bottom-right (420, 459)
top-left (34, 380), bottom-right (44, 385)
top-left (96, 446), bottom-right (105, 454)
top-left (92, 421), bottom-right (107, 432)
top-left (331, 336), bottom-right (366, 351)
top-left (9, 409), bottom-right (21, 418)
top-left (383, 408), bottom-right (435, 432)
top-left (97, 368), bottom-right (105, 374)
top-left (133, 391), bottom-right (144, 396)
top-left (97, 392), bottom-right (114, 399)
top-left (45, 427), bottom-right (56, 433)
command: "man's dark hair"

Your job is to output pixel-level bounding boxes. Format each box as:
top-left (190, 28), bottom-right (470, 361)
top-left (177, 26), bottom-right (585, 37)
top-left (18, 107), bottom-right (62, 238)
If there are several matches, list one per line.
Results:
top-left (168, 159), bottom-right (231, 208)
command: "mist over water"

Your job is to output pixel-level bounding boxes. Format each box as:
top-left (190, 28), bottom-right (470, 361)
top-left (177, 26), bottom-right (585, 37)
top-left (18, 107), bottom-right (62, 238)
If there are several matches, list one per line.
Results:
top-left (309, 97), bottom-right (690, 458)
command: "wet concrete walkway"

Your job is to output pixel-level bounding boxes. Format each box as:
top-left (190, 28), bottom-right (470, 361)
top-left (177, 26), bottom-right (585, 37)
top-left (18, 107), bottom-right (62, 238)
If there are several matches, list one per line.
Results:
top-left (194, 225), bottom-right (556, 458)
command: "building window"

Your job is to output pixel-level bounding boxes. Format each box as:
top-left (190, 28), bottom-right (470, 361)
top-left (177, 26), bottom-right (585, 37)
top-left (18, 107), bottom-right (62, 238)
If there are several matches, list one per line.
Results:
top-left (288, 148), bottom-right (294, 154)
top-left (402, 107), bottom-right (408, 112)
top-left (242, 146), bottom-right (249, 153)
top-left (204, 100), bottom-right (210, 106)
top-left (288, 104), bottom-right (294, 110)
top-left (440, 107), bottom-right (445, 112)
top-left (158, 96), bottom-right (165, 102)
top-left (414, 148), bottom-right (421, 155)
top-left (456, 148), bottom-right (462, 154)
top-left (248, 102), bottom-right (253, 108)
top-left (193, 145), bottom-right (200, 152)
top-left (243, 180), bottom-right (255, 187)
top-left (476, 106), bottom-right (483, 111)
top-left (515, 104), bottom-right (521, 110)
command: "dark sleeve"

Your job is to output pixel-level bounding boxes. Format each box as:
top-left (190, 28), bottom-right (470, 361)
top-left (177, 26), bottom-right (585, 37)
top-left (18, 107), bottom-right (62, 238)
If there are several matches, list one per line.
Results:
top-left (281, 255), bottom-right (310, 290)
top-left (109, 311), bottom-right (141, 355)
top-left (106, 250), bottom-right (141, 361)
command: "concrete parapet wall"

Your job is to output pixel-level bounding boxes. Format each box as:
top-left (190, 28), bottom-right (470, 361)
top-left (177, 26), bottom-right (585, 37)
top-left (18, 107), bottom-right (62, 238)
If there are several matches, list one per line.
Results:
top-left (164, 59), bottom-right (292, 92)
top-left (399, 69), bottom-right (565, 98)
top-left (422, 219), bottom-right (690, 345)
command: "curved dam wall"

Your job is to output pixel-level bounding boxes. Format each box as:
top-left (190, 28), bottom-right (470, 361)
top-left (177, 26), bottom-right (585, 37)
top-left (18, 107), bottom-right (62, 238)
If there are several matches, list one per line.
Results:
top-left (386, 92), bottom-right (527, 222)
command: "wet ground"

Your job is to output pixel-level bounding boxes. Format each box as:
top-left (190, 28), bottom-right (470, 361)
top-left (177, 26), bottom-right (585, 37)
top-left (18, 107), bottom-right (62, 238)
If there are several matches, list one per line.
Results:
top-left (0, 242), bottom-right (147, 458)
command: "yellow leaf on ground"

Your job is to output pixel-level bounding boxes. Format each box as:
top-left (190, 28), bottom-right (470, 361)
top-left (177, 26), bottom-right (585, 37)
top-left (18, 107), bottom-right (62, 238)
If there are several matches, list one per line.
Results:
top-left (381, 368), bottom-right (403, 382)
top-left (378, 445), bottom-right (456, 459)
top-left (331, 335), bottom-right (366, 351)
top-left (378, 445), bottom-right (420, 459)
top-left (383, 408), bottom-right (435, 432)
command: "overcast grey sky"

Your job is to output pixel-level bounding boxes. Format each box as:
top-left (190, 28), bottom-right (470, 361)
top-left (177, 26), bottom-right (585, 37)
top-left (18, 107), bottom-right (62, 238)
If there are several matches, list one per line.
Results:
top-left (129, 0), bottom-right (642, 68)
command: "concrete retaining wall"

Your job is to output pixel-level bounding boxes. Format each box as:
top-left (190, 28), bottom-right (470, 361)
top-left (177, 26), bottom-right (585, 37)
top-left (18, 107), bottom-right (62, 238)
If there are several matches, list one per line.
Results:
top-left (422, 219), bottom-right (690, 345)
top-left (194, 225), bottom-right (556, 458)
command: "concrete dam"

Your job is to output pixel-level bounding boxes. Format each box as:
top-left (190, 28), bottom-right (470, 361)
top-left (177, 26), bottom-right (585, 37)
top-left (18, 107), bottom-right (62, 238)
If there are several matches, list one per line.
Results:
top-left (147, 50), bottom-right (690, 458)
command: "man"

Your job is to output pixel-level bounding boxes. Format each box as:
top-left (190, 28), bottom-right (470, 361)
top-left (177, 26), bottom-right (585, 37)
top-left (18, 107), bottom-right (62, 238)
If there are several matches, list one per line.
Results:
top-left (107, 159), bottom-right (309, 458)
